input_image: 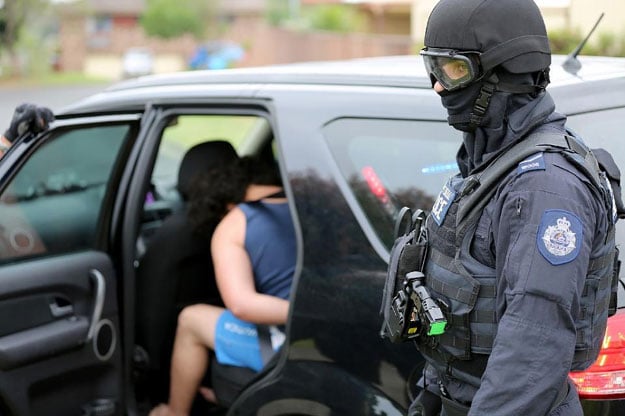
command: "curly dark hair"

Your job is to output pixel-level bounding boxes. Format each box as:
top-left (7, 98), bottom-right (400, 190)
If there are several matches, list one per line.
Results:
top-left (187, 155), bottom-right (282, 238)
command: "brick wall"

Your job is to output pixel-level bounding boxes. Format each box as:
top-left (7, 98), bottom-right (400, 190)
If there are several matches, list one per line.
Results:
top-left (59, 15), bottom-right (414, 74)
top-left (225, 18), bottom-right (414, 67)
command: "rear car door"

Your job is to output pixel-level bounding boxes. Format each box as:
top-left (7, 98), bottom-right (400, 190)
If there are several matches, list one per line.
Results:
top-left (0, 115), bottom-right (142, 416)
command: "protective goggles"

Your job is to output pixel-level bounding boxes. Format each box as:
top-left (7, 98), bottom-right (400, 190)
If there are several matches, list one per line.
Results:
top-left (420, 48), bottom-right (482, 91)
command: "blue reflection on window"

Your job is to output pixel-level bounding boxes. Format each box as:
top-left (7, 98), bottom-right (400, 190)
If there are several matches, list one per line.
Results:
top-left (421, 162), bottom-right (458, 174)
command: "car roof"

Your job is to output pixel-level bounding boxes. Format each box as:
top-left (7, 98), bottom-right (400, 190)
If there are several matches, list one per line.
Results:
top-left (107, 54), bottom-right (625, 89)
top-left (59, 54), bottom-right (625, 116)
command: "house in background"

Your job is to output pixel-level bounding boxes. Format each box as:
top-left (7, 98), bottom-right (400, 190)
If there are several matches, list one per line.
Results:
top-left (302, 0), bottom-right (412, 35)
top-left (54, 0), bottom-right (625, 79)
top-left (56, 0), bottom-right (198, 78)
top-left (55, 0), bottom-right (414, 78)
top-left (304, 0), bottom-right (624, 48)
top-left (56, 0), bottom-right (267, 79)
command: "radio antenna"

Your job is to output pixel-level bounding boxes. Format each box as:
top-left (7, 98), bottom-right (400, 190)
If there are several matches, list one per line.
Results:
top-left (562, 12), bottom-right (604, 75)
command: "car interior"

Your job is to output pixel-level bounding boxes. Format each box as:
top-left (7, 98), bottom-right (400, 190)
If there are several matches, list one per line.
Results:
top-left (131, 112), bottom-right (280, 414)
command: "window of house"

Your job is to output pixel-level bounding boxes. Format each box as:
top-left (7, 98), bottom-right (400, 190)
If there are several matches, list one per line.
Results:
top-left (88, 16), bottom-right (113, 33)
top-left (0, 123), bottom-right (134, 263)
top-left (324, 117), bottom-right (461, 248)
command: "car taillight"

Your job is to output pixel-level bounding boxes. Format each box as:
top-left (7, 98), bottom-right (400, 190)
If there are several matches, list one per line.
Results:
top-left (570, 310), bottom-right (625, 399)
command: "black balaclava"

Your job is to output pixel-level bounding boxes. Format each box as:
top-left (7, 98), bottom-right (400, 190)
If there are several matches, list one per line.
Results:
top-left (451, 70), bottom-right (565, 176)
top-left (439, 81), bottom-right (483, 133)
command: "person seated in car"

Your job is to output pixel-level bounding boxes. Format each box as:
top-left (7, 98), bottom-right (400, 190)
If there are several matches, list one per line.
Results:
top-left (150, 156), bottom-right (297, 416)
top-left (1, 103), bottom-right (54, 158)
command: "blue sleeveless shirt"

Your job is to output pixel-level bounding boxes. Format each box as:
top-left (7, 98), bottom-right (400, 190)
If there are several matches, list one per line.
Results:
top-left (238, 201), bottom-right (296, 300)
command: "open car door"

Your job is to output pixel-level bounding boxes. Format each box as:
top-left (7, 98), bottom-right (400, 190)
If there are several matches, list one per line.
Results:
top-left (0, 115), bottom-right (143, 416)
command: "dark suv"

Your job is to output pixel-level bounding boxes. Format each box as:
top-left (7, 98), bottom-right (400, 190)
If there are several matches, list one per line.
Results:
top-left (0, 54), bottom-right (623, 416)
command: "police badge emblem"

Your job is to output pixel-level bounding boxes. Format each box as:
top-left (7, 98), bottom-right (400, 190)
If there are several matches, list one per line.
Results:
top-left (537, 209), bottom-right (583, 265)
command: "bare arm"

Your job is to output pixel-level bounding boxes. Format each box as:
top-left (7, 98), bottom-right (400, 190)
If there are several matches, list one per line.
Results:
top-left (211, 206), bottom-right (289, 325)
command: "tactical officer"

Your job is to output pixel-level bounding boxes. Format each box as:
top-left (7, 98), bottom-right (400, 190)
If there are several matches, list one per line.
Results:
top-left (409, 0), bottom-right (621, 415)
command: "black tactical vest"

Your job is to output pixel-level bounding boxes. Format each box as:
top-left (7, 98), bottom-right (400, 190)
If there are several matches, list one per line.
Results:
top-left (417, 132), bottom-right (619, 383)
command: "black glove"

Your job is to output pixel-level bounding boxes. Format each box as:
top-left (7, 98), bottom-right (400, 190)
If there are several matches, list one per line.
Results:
top-left (3, 103), bottom-right (54, 143)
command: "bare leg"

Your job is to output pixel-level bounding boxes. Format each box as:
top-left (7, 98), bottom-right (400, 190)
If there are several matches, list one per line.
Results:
top-left (198, 386), bottom-right (217, 403)
top-left (152, 304), bottom-right (224, 416)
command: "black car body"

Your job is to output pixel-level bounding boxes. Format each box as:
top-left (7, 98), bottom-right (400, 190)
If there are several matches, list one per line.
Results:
top-left (0, 54), bottom-right (624, 416)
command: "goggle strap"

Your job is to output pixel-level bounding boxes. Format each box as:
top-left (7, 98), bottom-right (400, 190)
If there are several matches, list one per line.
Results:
top-left (468, 75), bottom-right (498, 127)
top-left (496, 82), bottom-right (542, 94)
top-left (473, 82), bottom-right (496, 116)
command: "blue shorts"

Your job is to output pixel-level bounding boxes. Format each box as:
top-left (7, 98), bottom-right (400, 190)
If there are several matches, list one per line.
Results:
top-left (214, 310), bottom-right (285, 372)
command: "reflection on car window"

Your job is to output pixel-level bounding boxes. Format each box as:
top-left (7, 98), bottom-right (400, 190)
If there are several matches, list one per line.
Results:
top-left (324, 118), bottom-right (461, 248)
top-left (0, 124), bottom-right (132, 263)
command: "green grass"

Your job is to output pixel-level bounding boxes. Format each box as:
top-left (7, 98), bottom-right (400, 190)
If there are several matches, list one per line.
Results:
top-left (152, 115), bottom-right (265, 179)
top-left (162, 115), bottom-right (261, 149)
top-left (0, 71), bottom-right (110, 88)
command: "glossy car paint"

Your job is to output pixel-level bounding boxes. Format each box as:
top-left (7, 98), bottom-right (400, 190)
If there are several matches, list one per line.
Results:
top-left (0, 55), bottom-right (623, 415)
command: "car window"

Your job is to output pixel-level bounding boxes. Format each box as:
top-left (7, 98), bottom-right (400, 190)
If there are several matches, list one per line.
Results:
top-left (138, 113), bottom-right (272, 253)
top-left (324, 117), bottom-right (461, 248)
top-left (0, 123), bottom-right (133, 263)
top-left (150, 114), bottom-right (268, 202)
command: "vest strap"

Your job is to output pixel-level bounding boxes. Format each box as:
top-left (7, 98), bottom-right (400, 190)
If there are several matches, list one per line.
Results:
top-left (449, 309), bottom-right (497, 326)
top-left (441, 332), bottom-right (494, 350)
top-left (478, 284), bottom-right (496, 298)
top-left (428, 275), bottom-right (479, 305)
top-left (457, 132), bottom-right (579, 229)
top-left (471, 309), bottom-right (497, 324)
top-left (588, 251), bottom-right (616, 274)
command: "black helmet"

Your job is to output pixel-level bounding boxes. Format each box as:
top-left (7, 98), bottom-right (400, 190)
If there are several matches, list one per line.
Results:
top-left (423, 0), bottom-right (551, 75)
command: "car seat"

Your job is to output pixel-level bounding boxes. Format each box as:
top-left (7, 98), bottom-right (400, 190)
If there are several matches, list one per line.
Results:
top-left (134, 140), bottom-right (238, 405)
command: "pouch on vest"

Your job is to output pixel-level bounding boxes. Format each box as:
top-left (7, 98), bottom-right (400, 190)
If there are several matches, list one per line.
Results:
top-left (380, 208), bottom-right (447, 343)
top-left (592, 148), bottom-right (624, 316)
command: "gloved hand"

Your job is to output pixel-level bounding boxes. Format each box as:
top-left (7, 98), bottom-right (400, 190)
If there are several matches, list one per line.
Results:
top-left (3, 103), bottom-right (54, 143)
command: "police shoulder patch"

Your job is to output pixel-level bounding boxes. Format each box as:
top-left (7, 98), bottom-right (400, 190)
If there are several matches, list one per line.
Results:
top-left (517, 152), bottom-right (546, 175)
top-left (537, 209), bottom-right (583, 265)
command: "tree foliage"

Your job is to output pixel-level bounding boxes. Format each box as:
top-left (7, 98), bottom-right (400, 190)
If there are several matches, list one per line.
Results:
top-left (0, 0), bottom-right (49, 75)
top-left (266, 0), bottom-right (290, 26)
top-left (141, 0), bottom-right (217, 40)
top-left (2, 0), bottom-right (31, 53)
top-left (549, 27), bottom-right (625, 57)
top-left (304, 4), bottom-right (367, 33)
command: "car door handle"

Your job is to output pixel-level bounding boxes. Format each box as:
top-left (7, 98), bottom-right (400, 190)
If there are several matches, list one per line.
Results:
top-left (49, 297), bottom-right (74, 318)
top-left (86, 269), bottom-right (106, 342)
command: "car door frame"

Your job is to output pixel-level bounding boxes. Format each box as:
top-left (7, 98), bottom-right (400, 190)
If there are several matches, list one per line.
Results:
top-left (0, 112), bottom-right (150, 416)
top-left (117, 100), bottom-right (297, 408)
